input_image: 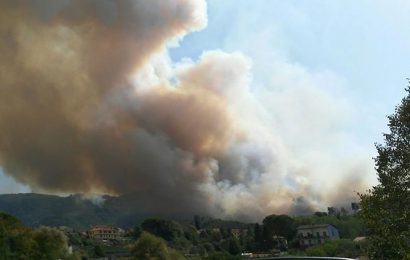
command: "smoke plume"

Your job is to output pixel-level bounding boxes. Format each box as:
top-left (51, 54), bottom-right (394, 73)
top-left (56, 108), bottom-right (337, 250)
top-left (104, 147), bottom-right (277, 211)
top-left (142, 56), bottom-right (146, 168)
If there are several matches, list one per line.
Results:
top-left (0, 0), bottom-right (372, 220)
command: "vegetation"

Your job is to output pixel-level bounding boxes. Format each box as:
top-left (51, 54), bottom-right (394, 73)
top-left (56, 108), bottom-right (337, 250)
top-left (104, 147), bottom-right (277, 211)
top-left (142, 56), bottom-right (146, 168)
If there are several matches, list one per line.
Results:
top-left (0, 208), bottom-right (368, 259)
top-left (131, 231), bottom-right (185, 260)
top-left (136, 213), bottom-right (366, 258)
top-left (0, 212), bottom-right (76, 260)
top-left (304, 239), bottom-right (368, 258)
top-left (360, 87), bottom-right (410, 259)
top-left (263, 214), bottom-right (296, 240)
top-left (141, 218), bottom-right (184, 242)
top-left (294, 213), bottom-right (366, 239)
top-left (0, 193), bottom-right (150, 229)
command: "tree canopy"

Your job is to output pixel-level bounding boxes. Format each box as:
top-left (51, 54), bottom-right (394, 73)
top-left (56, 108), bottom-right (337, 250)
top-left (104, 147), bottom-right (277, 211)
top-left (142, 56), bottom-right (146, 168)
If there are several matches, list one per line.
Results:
top-left (141, 218), bottom-right (183, 242)
top-left (130, 231), bottom-right (184, 260)
top-left (0, 212), bottom-right (74, 259)
top-left (360, 87), bottom-right (410, 259)
top-left (263, 214), bottom-right (296, 240)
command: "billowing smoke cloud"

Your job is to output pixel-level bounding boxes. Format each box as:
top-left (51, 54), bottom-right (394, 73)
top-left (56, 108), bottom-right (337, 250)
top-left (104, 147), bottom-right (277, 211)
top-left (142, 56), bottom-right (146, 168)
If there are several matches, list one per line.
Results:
top-left (0, 0), bottom-right (372, 220)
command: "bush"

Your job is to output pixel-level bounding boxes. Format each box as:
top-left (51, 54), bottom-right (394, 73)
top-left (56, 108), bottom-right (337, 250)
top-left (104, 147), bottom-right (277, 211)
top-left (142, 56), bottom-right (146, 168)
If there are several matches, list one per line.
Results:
top-left (305, 246), bottom-right (326, 256)
top-left (305, 239), bottom-right (366, 258)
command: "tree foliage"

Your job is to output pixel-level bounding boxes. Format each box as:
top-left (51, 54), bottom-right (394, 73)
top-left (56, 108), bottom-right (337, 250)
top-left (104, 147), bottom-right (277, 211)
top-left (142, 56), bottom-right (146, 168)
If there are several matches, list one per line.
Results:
top-left (130, 231), bottom-right (185, 260)
top-left (305, 239), bottom-right (367, 258)
top-left (0, 212), bottom-right (75, 260)
top-left (32, 226), bottom-right (72, 260)
top-left (263, 214), bottom-right (296, 240)
top-left (360, 87), bottom-right (410, 259)
top-left (141, 218), bottom-right (183, 242)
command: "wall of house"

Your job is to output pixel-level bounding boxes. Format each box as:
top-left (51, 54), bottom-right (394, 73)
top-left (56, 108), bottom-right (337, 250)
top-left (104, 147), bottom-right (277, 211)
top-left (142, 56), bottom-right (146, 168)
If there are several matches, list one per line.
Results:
top-left (327, 225), bottom-right (340, 239)
top-left (297, 225), bottom-right (339, 247)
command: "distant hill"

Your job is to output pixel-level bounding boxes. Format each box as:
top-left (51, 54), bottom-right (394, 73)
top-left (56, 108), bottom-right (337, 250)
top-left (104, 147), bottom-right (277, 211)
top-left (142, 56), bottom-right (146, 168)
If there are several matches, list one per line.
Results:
top-left (0, 193), bottom-right (258, 230)
top-left (0, 193), bottom-right (155, 229)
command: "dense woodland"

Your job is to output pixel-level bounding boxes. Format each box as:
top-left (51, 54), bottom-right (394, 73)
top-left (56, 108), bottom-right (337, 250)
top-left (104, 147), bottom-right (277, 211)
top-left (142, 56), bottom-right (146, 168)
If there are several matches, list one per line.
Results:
top-left (0, 209), bottom-right (368, 259)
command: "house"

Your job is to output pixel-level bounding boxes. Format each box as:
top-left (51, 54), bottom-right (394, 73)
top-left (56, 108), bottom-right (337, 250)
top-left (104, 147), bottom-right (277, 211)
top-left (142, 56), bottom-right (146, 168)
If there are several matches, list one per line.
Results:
top-left (87, 224), bottom-right (124, 240)
top-left (297, 224), bottom-right (339, 247)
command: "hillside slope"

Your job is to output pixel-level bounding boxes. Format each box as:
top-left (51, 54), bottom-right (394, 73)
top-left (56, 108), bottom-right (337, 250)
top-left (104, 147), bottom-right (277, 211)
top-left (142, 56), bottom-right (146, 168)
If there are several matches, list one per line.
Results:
top-left (0, 193), bottom-right (149, 228)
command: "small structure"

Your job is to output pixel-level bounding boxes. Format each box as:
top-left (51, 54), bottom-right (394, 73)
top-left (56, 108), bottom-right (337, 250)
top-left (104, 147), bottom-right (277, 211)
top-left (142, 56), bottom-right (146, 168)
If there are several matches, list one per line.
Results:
top-left (353, 236), bottom-right (366, 242)
top-left (297, 224), bottom-right (339, 247)
top-left (87, 224), bottom-right (124, 240)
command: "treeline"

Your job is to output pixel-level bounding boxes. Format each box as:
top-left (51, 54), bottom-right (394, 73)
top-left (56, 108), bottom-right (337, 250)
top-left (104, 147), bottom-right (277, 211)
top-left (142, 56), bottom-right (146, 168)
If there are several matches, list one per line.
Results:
top-left (130, 212), bottom-right (367, 259)
top-left (131, 217), bottom-right (246, 259)
top-left (0, 210), bottom-right (367, 259)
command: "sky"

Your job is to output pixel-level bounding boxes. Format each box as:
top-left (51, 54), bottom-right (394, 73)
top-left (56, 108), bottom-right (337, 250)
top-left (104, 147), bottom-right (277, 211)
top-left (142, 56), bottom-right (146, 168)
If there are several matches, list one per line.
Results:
top-left (170, 0), bottom-right (410, 146)
top-left (1, 0), bottom-right (409, 217)
top-left (175, 0), bottom-right (410, 139)
top-left (168, 0), bottom-right (410, 189)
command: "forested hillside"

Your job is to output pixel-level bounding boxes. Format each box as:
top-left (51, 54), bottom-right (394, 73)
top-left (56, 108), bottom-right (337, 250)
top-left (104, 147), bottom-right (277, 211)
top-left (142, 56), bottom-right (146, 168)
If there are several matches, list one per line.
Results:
top-left (0, 193), bottom-right (151, 228)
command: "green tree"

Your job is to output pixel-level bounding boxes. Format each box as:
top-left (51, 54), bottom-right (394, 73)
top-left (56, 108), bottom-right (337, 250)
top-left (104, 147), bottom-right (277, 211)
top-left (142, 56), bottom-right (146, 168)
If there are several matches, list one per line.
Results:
top-left (31, 226), bottom-right (72, 260)
top-left (263, 214), bottom-right (296, 240)
top-left (314, 212), bottom-right (328, 217)
top-left (0, 213), bottom-right (20, 258)
top-left (360, 87), bottom-right (410, 259)
top-left (194, 215), bottom-right (201, 230)
top-left (253, 223), bottom-right (262, 250)
top-left (262, 214), bottom-right (295, 250)
top-left (227, 237), bottom-right (241, 255)
top-left (182, 225), bottom-right (199, 245)
top-left (220, 237), bottom-right (241, 255)
top-left (94, 245), bottom-right (105, 257)
top-left (141, 218), bottom-right (183, 242)
top-left (130, 232), bottom-right (185, 260)
top-left (132, 225), bottom-right (142, 240)
top-left (0, 213), bottom-right (76, 260)
top-left (202, 242), bottom-right (215, 254)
